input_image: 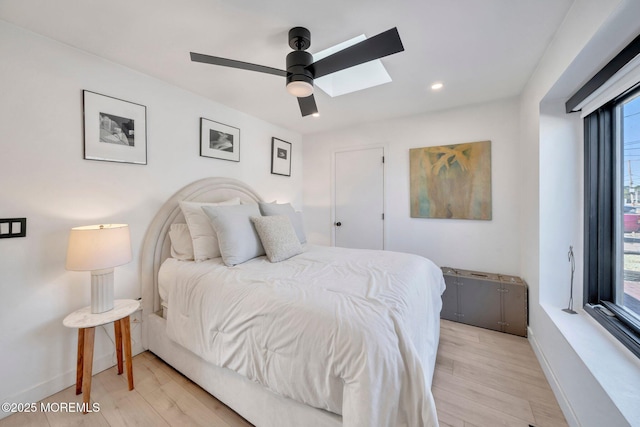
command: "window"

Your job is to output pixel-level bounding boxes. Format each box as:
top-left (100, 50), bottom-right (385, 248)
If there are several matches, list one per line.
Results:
top-left (620, 94), bottom-right (640, 320)
top-left (584, 86), bottom-right (640, 358)
top-left (571, 32), bottom-right (640, 358)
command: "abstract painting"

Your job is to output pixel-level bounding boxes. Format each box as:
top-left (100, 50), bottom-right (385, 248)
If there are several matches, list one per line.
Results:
top-left (410, 140), bottom-right (492, 220)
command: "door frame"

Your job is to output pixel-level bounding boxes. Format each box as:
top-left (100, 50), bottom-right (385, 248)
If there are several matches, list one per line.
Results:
top-left (331, 143), bottom-right (388, 249)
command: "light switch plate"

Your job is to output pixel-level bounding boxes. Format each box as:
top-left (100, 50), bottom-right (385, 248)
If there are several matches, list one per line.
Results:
top-left (0, 218), bottom-right (27, 238)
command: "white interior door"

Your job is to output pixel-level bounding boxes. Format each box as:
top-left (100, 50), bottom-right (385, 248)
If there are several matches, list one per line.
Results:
top-left (334, 147), bottom-right (384, 249)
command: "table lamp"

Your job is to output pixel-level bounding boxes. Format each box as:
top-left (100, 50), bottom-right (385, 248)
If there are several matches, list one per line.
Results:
top-left (65, 224), bottom-right (132, 313)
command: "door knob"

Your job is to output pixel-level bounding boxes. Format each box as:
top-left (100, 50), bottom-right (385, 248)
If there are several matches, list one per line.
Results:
top-left (335, 221), bottom-right (342, 227)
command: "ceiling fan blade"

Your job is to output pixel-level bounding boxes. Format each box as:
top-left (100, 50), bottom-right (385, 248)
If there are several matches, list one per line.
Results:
top-left (308, 27), bottom-right (404, 79)
top-left (298, 94), bottom-right (318, 117)
top-left (190, 52), bottom-right (287, 77)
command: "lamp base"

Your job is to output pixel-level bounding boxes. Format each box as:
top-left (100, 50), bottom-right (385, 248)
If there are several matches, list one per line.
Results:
top-left (562, 308), bottom-right (577, 315)
top-left (91, 268), bottom-right (114, 313)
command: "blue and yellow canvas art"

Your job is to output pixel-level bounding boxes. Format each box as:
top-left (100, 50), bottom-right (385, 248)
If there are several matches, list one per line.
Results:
top-left (410, 140), bottom-right (492, 220)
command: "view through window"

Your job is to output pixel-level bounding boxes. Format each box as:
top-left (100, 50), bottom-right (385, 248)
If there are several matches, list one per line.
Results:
top-left (621, 93), bottom-right (640, 321)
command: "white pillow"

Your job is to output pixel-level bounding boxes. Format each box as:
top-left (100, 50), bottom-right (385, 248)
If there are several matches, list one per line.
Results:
top-left (179, 198), bottom-right (241, 261)
top-left (258, 202), bottom-right (307, 243)
top-left (168, 223), bottom-right (194, 260)
top-left (202, 203), bottom-right (265, 266)
top-left (251, 215), bottom-right (302, 263)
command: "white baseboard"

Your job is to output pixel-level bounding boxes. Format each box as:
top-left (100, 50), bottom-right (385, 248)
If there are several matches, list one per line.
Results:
top-left (528, 326), bottom-right (580, 427)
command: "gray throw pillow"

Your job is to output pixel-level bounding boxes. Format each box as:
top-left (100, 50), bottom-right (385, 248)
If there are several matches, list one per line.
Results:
top-left (250, 215), bottom-right (302, 263)
top-left (258, 202), bottom-right (307, 243)
top-left (202, 204), bottom-right (265, 266)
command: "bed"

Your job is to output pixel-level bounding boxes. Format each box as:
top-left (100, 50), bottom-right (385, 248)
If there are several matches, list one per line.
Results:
top-left (140, 177), bottom-right (445, 427)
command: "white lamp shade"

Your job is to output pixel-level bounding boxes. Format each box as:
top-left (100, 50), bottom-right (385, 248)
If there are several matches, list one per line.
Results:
top-left (66, 224), bottom-right (132, 271)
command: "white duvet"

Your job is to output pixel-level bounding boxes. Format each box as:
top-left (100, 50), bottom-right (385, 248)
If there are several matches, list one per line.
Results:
top-left (165, 244), bottom-right (445, 427)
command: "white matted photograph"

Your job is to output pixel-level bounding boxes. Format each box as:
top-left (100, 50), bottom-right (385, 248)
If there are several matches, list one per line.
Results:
top-left (271, 137), bottom-right (292, 176)
top-left (200, 117), bottom-right (240, 162)
top-left (83, 90), bottom-right (147, 164)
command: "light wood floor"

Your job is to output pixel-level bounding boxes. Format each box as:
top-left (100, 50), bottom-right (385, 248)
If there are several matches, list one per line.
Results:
top-left (0, 320), bottom-right (567, 427)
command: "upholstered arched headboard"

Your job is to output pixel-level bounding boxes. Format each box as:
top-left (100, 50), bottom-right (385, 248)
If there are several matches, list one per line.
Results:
top-left (139, 177), bottom-right (263, 348)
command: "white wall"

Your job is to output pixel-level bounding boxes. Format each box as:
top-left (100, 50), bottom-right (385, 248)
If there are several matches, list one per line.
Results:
top-left (539, 101), bottom-right (583, 308)
top-left (0, 20), bottom-right (302, 415)
top-left (303, 98), bottom-right (521, 275)
top-left (519, 0), bottom-right (640, 425)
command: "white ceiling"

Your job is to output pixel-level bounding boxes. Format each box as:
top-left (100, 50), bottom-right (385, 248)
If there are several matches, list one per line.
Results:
top-left (0, 0), bottom-right (573, 135)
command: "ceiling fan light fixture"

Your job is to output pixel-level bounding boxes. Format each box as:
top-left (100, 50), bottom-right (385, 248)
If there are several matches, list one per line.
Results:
top-left (287, 80), bottom-right (314, 97)
top-left (286, 49), bottom-right (314, 98)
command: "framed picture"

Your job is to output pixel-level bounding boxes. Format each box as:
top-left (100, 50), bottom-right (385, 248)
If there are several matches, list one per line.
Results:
top-left (83, 90), bottom-right (147, 164)
top-left (271, 138), bottom-right (292, 176)
top-left (409, 140), bottom-right (492, 220)
top-left (200, 118), bottom-right (240, 162)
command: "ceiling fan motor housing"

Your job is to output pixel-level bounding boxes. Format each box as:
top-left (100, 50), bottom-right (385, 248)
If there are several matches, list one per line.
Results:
top-left (286, 27), bottom-right (314, 95)
top-left (286, 50), bottom-right (314, 87)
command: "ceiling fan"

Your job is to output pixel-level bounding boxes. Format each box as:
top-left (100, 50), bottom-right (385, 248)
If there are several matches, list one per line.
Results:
top-left (190, 27), bottom-right (404, 117)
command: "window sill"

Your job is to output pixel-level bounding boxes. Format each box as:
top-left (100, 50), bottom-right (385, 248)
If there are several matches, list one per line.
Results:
top-left (541, 303), bottom-right (640, 424)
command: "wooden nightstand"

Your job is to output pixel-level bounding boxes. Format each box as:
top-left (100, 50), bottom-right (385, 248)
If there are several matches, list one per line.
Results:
top-left (63, 299), bottom-right (140, 412)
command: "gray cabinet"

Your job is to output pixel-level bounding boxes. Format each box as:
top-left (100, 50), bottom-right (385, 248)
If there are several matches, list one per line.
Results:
top-left (441, 267), bottom-right (528, 337)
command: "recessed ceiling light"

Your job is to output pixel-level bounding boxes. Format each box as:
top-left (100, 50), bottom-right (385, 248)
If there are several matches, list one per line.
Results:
top-left (431, 82), bottom-right (444, 90)
top-left (312, 113), bottom-right (320, 117)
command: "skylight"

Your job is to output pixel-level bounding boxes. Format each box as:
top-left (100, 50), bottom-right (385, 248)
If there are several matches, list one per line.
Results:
top-left (313, 35), bottom-right (392, 98)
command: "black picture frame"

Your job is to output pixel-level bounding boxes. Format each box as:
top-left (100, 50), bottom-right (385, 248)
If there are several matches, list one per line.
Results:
top-left (83, 90), bottom-right (147, 164)
top-left (200, 117), bottom-right (240, 162)
top-left (271, 138), bottom-right (292, 176)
